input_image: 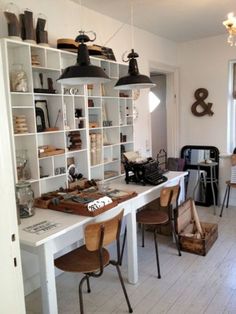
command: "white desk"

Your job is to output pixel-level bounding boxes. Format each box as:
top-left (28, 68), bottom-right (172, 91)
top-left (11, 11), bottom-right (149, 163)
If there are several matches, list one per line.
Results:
top-left (19, 171), bottom-right (187, 314)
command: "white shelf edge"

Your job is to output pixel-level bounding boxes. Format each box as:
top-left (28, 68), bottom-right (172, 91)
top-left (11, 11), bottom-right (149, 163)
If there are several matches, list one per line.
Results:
top-left (11, 92), bottom-right (33, 95)
top-left (39, 173), bottom-right (66, 181)
top-left (12, 106), bottom-right (34, 109)
top-left (34, 93), bottom-right (62, 97)
top-left (66, 149), bottom-right (87, 154)
top-left (32, 66), bottom-right (61, 72)
top-left (14, 132), bottom-right (36, 137)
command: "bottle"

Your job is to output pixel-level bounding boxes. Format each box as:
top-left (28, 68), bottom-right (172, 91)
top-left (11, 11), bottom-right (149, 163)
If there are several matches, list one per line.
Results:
top-left (15, 182), bottom-right (35, 218)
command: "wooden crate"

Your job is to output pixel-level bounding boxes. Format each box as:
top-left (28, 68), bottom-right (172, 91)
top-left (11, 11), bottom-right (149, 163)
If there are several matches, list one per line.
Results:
top-left (176, 198), bottom-right (218, 256)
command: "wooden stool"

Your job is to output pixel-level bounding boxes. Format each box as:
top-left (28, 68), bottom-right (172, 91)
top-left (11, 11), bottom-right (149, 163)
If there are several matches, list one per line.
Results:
top-left (219, 181), bottom-right (236, 217)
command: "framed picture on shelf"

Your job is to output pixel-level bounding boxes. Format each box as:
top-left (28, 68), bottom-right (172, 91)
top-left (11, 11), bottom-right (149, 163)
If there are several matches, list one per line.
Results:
top-left (35, 100), bottom-right (50, 132)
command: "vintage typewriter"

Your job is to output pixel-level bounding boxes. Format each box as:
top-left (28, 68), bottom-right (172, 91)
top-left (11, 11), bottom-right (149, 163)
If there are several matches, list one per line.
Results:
top-left (123, 152), bottom-right (167, 186)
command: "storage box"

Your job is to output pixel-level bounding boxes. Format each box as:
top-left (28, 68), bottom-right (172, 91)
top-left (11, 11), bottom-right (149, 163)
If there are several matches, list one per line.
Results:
top-left (176, 198), bottom-right (218, 256)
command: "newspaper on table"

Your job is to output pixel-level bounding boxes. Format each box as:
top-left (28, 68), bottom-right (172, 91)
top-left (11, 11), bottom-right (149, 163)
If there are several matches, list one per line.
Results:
top-left (23, 220), bottom-right (61, 235)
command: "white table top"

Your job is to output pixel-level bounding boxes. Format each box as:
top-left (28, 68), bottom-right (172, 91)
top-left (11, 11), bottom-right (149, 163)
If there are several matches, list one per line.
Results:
top-left (19, 171), bottom-right (187, 248)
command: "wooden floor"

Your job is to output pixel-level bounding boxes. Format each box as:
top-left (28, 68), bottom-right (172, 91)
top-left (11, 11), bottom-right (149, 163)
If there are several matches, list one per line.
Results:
top-left (26, 205), bottom-right (236, 314)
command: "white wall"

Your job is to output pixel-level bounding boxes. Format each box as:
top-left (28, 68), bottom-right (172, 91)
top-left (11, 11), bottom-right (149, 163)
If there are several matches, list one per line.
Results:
top-left (0, 0), bottom-right (179, 295)
top-left (178, 34), bottom-right (236, 155)
top-left (150, 74), bottom-right (167, 157)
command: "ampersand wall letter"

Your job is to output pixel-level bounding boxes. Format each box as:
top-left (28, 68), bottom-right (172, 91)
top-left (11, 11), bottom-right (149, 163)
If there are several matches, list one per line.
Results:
top-left (191, 88), bottom-right (214, 117)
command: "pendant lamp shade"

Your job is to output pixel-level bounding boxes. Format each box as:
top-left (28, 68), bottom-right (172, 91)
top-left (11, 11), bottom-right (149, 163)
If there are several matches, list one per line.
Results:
top-left (57, 32), bottom-right (110, 85)
top-left (114, 49), bottom-right (155, 90)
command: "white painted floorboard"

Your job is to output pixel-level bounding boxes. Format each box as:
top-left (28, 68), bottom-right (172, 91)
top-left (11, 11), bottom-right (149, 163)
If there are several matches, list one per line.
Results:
top-left (25, 205), bottom-right (236, 314)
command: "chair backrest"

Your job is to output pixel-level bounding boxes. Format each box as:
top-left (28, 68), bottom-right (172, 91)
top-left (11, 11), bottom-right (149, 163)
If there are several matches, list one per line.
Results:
top-left (160, 184), bottom-right (180, 208)
top-left (84, 209), bottom-right (124, 251)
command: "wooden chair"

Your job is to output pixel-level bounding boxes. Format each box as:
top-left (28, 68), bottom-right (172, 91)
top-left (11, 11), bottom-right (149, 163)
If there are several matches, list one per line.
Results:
top-left (136, 184), bottom-right (181, 278)
top-left (220, 154), bottom-right (236, 217)
top-left (220, 181), bottom-right (236, 217)
top-left (54, 209), bottom-right (133, 314)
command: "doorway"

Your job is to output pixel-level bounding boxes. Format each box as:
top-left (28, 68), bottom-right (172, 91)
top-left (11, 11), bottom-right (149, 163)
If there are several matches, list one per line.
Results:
top-left (150, 73), bottom-right (167, 158)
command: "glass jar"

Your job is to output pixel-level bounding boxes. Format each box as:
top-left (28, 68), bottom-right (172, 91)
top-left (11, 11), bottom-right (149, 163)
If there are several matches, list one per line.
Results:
top-left (10, 64), bottom-right (28, 92)
top-left (16, 182), bottom-right (35, 218)
top-left (16, 149), bottom-right (31, 181)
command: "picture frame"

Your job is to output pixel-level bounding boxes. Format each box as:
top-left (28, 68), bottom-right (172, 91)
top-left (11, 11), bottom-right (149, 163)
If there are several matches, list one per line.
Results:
top-left (35, 100), bottom-right (50, 132)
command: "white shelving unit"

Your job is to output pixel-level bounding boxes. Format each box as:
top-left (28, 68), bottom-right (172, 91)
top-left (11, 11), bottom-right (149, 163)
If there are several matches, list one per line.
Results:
top-left (1, 38), bottom-right (134, 197)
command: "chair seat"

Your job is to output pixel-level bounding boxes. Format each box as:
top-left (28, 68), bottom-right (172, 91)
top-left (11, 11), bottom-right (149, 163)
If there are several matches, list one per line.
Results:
top-left (55, 245), bottom-right (110, 273)
top-left (136, 209), bottom-right (169, 225)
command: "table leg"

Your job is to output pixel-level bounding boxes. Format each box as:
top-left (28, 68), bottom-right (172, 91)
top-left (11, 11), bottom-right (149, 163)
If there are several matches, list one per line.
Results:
top-left (126, 210), bottom-right (138, 284)
top-left (38, 242), bottom-right (58, 314)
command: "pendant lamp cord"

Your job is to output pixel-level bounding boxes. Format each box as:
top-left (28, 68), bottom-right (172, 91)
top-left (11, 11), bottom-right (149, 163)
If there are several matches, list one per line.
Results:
top-left (131, 0), bottom-right (134, 49)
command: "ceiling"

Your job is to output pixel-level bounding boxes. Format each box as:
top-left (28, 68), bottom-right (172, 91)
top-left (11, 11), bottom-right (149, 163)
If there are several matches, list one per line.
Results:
top-left (73, 0), bottom-right (235, 42)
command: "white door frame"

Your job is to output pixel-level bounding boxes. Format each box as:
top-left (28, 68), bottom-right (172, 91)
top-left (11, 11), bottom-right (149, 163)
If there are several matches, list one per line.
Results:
top-left (149, 61), bottom-right (180, 157)
top-left (0, 47), bottom-right (26, 313)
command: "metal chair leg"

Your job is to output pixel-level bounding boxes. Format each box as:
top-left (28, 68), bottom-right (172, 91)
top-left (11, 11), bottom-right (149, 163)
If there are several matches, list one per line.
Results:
top-left (226, 185), bottom-right (231, 208)
top-left (153, 229), bottom-right (161, 279)
top-left (142, 224), bottom-right (145, 247)
top-left (119, 227), bottom-right (127, 266)
top-left (115, 263), bottom-right (133, 313)
top-left (220, 184), bottom-right (229, 217)
top-left (86, 275), bottom-right (91, 293)
top-left (78, 275), bottom-right (88, 314)
top-left (171, 220), bottom-right (182, 256)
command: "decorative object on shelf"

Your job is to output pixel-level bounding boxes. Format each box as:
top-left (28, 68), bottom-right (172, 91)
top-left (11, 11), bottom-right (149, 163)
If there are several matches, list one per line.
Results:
top-left (67, 163), bottom-right (83, 182)
top-left (16, 149), bottom-right (31, 181)
top-left (20, 8), bottom-right (36, 43)
top-left (119, 92), bottom-right (129, 97)
top-left (88, 99), bottom-right (94, 107)
top-left (223, 12), bottom-right (236, 46)
top-left (114, 2), bottom-right (155, 90)
top-left (133, 89), bottom-right (140, 100)
top-left (75, 108), bottom-right (82, 118)
top-left (10, 63), bottom-right (28, 92)
top-left (87, 84), bottom-right (93, 96)
top-left (48, 109), bottom-right (61, 131)
top-left (89, 114), bottom-right (99, 128)
top-left (35, 100), bottom-right (50, 132)
top-left (104, 170), bottom-right (119, 179)
top-left (57, 38), bottom-right (116, 60)
top-left (54, 167), bottom-right (66, 176)
top-left (78, 119), bottom-right (84, 128)
top-left (88, 44), bottom-right (116, 61)
top-left (57, 30), bottom-right (110, 85)
top-left (14, 115), bottom-right (28, 134)
top-left (133, 105), bottom-right (139, 120)
top-left (34, 72), bottom-right (56, 94)
top-left (67, 131), bottom-right (82, 151)
top-left (3, 2), bottom-right (21, 41)
top-left (36, 13), bottom-right (48, 46)
top-left (90, 133), bottom-right (102, 165)
top-left (103, 120), bottom-right (112, 127)
top-left (63, 87), bottom-right (80, 95)
top-left (38, 145), bottom-right (65, 158)
top-left (15, 181), bottom-right (35, 218)
top-left (31, 54), bottom-right (40, 66)
top-left (191, 88), bottom-right (214, 117)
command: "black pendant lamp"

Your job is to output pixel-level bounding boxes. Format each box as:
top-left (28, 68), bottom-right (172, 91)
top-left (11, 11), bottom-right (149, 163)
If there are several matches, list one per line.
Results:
top-left (57, 31), bottom-right (110, 85)
top-left (114, 1), bottom-right (155, 90)
top-left (114, 49), bottom-right (155, 90)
